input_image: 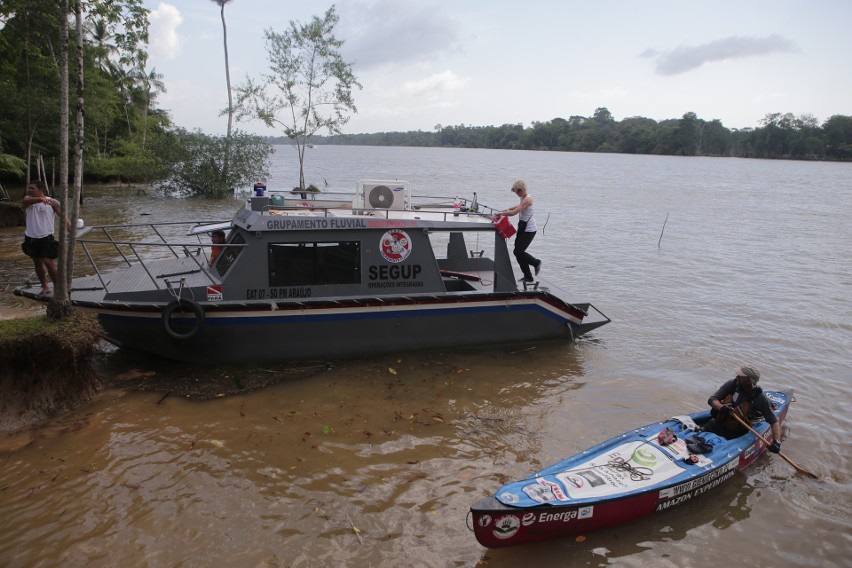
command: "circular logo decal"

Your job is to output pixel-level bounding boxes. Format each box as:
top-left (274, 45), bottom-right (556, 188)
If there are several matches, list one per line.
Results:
top-left (493, 515), bottom-right (521, 540)
top-left (498, 491), bottom-right (519, 504)
top-left (632, 448), bottom-right (657, 467)
top-left (379, 230), bottom-right (411, 263)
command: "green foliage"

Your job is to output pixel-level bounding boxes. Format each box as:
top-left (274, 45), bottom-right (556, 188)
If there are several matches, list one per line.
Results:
top-left (85, 139), bottom-right (164, 182)
top-left (152, 129), bottom-right (273, 198)
top-left (313, 108), bottom-right (852, 162)
top-left (235, 5), bottom-right (361, 189)
top-left (0, 0), bottom-right (152, 176)
top-left (0, 139), bottom-right (26, 176)
top-left (0, 312), bottom-right (100, 346)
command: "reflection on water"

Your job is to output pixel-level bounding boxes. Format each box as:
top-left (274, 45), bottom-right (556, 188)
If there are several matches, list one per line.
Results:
top-left (1, 149), bottom-right (850, 566)
top-left (1, 344), bottom-right (589, 566)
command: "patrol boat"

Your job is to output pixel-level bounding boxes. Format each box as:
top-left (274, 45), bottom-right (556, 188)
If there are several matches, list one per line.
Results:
top-left (15, 180), bottom-right (610, 363)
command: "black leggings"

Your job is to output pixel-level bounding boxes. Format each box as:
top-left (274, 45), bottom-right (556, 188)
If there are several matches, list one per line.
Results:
top-left (513, 221), bottom-right (538, 279)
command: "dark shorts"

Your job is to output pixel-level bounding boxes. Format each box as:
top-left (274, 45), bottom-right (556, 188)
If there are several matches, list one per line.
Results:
top-left (22, 235), bottom-right (59, 259)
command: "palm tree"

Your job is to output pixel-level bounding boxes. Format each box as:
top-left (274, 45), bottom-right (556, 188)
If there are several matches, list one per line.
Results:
top-left (140, 66), bottom-right (166, 148)
top-left (86, 17), bottom-right (117, 72)
top-left (0, 145), bottom-right (26, 177)
top-left (110, 64), bottom-right (147, 139)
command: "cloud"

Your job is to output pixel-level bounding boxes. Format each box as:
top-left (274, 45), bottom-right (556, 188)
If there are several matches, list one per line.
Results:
top-left (339, 0), bottom-right (462, 69)
top-left (642, 34), bottom-right (797, 75)
top-left (398, 70), bottom-right (469, 96)
top-left (149, 2), bottom-right (183, 61)
top-left (568, 86), bottom-right (629, 104)
top-left (750, 92), bottom-right (786, 104)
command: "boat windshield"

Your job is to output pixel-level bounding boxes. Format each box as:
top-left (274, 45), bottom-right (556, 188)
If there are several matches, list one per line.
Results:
top-left (214, 233), bottom-right (246, 275)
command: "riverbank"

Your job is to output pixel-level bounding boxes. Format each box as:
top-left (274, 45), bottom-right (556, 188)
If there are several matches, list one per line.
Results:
top-left (0, 313), bottom-right (103, 432)
top-left (0, 308), bottom-right (334, 434)
top-left (0, 201), bottom-right (24, 228)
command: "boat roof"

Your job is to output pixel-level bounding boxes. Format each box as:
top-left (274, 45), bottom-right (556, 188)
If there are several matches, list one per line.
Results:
top-left (224, 181), bottom-right (500, 233)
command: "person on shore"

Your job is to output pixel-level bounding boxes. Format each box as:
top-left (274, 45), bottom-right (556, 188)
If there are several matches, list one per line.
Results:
top-left (21, 180), bottom-right (69, 297)
top-left (209, 229), bottom-right (226, 266)
top-left (497, 179), bottom-right (541, 283)
top-left (703, 365), bottom-right (783, 452)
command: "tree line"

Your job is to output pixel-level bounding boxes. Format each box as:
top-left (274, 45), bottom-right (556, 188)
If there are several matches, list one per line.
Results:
top-left (308, 107), bottom-right (852, 161)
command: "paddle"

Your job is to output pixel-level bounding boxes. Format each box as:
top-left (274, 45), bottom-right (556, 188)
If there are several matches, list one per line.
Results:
top-left (730, 412), bottom-right (818, 479)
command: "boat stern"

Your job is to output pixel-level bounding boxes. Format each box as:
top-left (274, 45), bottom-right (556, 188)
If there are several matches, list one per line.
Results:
top-left (570, 302), bottom-right (611, 337)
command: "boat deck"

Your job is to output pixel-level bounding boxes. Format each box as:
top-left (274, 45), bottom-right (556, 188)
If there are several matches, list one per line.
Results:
top-left (69, 256), bottom-right (217, 303)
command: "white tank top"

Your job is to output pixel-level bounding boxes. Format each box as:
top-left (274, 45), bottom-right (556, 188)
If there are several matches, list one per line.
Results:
top-left (519, 197), bottom-right (536, 232)
top-left (25, 201), bottom-right (57, 238)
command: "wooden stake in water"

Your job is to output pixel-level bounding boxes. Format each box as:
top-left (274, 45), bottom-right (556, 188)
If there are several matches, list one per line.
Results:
top-left (658, 213), bottom-right (669, 249)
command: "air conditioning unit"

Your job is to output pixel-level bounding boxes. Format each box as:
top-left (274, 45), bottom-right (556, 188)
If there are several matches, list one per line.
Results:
top-left (355, 180), bottom-right (410, 211)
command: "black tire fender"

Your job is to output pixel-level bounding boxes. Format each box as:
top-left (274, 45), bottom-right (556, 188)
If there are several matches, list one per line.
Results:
top-left (162, 299), bottom-right (205, 340)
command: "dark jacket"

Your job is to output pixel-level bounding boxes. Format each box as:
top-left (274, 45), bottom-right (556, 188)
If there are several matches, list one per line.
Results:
top-left (708, 379), bottom-right (778, 425)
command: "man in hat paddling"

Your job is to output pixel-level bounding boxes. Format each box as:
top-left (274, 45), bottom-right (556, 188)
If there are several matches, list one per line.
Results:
top-left (703, 365), bottom-right (783, 452)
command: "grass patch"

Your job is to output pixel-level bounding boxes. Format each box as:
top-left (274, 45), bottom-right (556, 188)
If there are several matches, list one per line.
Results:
top-left (0, 312), bottom-right (102, 354)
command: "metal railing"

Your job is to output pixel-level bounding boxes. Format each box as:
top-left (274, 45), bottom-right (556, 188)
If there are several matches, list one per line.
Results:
top-left (259, 193), bottom-right (500, 224)
top-left (75, 220), bottom-right (244, 293)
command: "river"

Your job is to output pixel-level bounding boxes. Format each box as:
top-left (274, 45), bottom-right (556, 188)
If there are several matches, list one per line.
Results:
top-left (1, 146), bottom-right (850, 567)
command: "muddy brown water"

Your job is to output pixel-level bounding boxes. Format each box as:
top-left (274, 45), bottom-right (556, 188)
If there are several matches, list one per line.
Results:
top-left (1, 148), bottom-right (849, 567)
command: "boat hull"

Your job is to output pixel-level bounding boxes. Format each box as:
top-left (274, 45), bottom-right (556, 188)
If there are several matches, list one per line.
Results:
top-left (83, 292), bottom-right (603, 363)
top-left (470, 390), bottom-right (792, 548)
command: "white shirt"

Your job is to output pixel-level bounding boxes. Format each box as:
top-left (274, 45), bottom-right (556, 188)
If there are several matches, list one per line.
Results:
top-left (25, 200), bottom-right (57, 238)
top-left (518, 196), bottom-right (537, 232)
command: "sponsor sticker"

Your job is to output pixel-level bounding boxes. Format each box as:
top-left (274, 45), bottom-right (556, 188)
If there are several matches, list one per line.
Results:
top-left (554, 441), bottom-right (685, 500)
top-left (578, 506), bottom-right (594, 519)
top-left (492, 515), bottom-right (521, 540)
top-left (498, 491), bottom-right (519, 504)
top-left (207, 285), bottom-right (223, 301)
top-left (655, 467), bottom-right (737, 512)
top-left (526, 506), bottom-right (595, 527)
top-left (522, 478), bottom-right (568, 503)
top-left (658, 459), bottom-right (738, 500)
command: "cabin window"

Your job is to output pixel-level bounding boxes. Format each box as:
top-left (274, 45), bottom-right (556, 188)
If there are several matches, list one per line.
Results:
top-left (268, 241), bottom-right (361, 286)
top-left (215, 233), bottom-right (245, 275)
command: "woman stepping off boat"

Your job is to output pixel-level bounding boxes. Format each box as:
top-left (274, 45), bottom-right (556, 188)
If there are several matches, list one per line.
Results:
top-left (497, 179), bottom-right (541, 283)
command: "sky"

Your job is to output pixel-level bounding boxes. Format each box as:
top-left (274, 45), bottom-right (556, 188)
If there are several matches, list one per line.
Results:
top-left (141, 0), bottom-right (852, 137)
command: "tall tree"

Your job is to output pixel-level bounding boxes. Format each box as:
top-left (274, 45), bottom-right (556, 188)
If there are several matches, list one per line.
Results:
top-left (822, 115), bottom-right (852, 159)
top-left (675, 112), bottom-right (701, 156)
top-left (140, 66), bottom-right (166, 148)
top-left (50, 0), bottom-right (71, 318)
top-left (211, 0), bottom-right (235, 188)
top-left (67, 0), bottom-right (85, 289)
top-left (235, 5), bottom-right (361, 190)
